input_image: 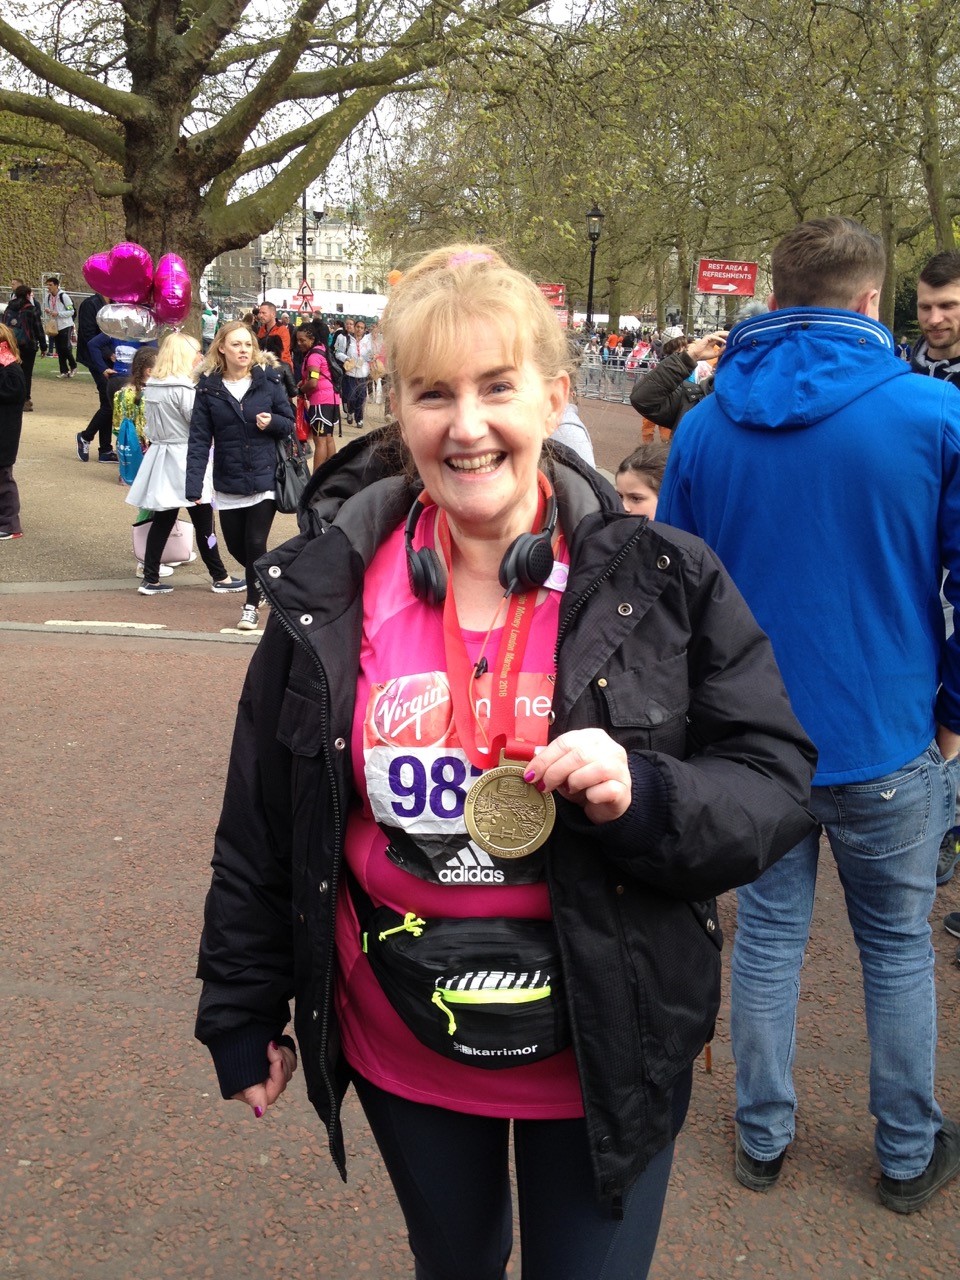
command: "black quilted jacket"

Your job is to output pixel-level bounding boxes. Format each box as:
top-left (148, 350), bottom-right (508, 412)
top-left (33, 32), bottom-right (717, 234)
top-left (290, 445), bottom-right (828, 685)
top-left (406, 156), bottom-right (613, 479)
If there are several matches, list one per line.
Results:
top-left (195, 431), bottom-right (816, 1204)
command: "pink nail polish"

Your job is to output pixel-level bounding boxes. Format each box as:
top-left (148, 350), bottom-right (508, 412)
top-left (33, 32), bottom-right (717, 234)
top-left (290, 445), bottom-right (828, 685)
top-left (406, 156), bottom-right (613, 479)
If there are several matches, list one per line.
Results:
top-left (523, 769), bottom-right (536, 783)
top-left (535, 780), bottom-right (546, 793)
top-left (254, 1106), bottom-right (263, 1118)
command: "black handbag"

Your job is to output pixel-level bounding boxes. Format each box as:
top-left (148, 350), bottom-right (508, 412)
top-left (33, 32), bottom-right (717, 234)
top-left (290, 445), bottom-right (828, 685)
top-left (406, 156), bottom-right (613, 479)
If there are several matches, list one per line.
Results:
top-left (350, 876), bottom-right (570, 1068)
top-left (274, 434), bottom-right (310, 514)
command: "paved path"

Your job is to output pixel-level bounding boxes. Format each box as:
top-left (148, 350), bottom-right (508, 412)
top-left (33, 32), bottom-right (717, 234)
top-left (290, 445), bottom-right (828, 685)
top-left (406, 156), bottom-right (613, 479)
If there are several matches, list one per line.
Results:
top-left (1, 372), bottom-right (958, 1278)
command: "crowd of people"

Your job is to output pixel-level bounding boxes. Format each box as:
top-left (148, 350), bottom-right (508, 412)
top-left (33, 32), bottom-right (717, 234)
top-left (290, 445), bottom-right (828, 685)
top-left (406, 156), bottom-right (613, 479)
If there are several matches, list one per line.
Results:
top-left (2, 225), bottom-right (960, 1274)
top-left (0, 288), bottom-right (392, 626)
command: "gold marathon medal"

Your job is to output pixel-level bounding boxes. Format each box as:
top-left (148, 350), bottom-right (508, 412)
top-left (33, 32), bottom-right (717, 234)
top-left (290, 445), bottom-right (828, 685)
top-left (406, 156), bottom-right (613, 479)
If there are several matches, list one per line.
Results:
top-left (464, 749), bottom-right (556, 860)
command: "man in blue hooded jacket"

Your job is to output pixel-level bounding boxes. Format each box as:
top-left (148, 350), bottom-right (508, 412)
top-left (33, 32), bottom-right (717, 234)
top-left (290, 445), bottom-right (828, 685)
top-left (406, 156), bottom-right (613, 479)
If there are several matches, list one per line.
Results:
top-left (658, 216), bottom-right (960, 1214)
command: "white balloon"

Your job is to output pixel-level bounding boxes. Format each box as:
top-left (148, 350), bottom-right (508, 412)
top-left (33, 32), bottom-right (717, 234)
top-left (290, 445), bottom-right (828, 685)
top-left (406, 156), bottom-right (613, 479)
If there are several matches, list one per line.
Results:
top-left (96, 302), bottom-right (159, 341)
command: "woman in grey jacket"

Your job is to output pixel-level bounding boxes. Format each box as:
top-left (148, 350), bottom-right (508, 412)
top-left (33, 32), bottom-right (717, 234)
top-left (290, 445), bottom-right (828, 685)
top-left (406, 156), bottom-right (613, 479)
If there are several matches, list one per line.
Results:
top-left (186, 321), bottom-right (294, 630)
top-left (127, 332), bottom-right (244, 596)
top-left (196, 248), bottom-right (816, 1279)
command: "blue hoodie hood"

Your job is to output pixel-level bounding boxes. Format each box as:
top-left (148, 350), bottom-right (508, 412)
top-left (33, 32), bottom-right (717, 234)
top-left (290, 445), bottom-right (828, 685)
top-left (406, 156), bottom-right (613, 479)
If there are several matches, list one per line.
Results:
top-left (715, 307), bottom-right (911, 431)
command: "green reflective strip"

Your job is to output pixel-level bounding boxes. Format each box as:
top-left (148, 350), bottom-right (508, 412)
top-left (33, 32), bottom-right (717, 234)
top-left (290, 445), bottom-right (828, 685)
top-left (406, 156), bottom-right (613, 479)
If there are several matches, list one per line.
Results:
top-left (361, 932), bottom-right (368, 954)
top-left (437, 985), bottom-right (551, 1006)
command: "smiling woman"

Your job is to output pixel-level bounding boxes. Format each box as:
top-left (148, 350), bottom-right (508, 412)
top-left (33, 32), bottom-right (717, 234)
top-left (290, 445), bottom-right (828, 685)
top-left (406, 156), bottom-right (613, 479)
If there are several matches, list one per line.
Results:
top-left (195, 243), bottom-right (818, 1280)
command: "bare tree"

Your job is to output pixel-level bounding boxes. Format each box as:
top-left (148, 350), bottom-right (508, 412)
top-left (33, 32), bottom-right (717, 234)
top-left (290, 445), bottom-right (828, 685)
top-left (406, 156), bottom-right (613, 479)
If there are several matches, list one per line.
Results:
top-left (0, 1), bottom-right (548, 284)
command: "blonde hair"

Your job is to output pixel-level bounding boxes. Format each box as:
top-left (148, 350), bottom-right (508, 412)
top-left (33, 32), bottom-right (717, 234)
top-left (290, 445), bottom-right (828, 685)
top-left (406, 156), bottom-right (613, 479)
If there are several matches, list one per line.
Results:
top-left (200, 320), bottom-right (265, 377)
top-left (0, 323), bottom-right (21, 363)
top-left (381, 244), bottom-right (571, 390)
top-left (151, 331), bottom-right (200, 381)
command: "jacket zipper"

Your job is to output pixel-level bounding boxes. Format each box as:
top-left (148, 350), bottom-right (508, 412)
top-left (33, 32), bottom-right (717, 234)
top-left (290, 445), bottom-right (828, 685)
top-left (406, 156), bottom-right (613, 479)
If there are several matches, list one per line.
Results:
top-left (258, 565), bottom-right (348, 1175)
top-left (553, 521), bottom-right (647, 664)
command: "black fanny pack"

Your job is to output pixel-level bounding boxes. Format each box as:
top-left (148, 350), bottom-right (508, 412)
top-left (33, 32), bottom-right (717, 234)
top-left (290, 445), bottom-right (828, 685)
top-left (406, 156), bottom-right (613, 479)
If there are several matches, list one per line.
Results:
top-left (350, 877), bottom-right (570, 1069)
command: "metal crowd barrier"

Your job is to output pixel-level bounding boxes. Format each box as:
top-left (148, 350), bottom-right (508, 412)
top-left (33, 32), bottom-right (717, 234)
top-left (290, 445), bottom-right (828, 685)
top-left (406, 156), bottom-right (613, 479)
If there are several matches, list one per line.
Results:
top-left (577, 359), bottom-right (652, 404)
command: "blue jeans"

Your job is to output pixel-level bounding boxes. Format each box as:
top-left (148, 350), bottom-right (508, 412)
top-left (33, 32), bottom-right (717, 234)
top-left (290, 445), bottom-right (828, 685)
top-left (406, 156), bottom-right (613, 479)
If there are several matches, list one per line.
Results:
top-left (731, 742), bottom-right (958, 1179)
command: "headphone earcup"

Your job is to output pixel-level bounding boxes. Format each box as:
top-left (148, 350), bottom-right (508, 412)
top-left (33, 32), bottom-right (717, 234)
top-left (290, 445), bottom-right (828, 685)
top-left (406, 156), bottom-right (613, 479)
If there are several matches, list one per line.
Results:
top-left (407, 545), bottom-right (447, 605)
top-left (498, 531), bottom-right (555, 593)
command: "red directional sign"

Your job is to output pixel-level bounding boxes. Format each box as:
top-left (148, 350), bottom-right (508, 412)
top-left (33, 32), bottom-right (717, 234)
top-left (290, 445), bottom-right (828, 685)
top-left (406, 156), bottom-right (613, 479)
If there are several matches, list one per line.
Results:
top-left (296, 280), bottom-right (314, 299)
top-left (538, 282), bottom-right (566, 308)
top-left (696, 259), bottom-right (758, 297)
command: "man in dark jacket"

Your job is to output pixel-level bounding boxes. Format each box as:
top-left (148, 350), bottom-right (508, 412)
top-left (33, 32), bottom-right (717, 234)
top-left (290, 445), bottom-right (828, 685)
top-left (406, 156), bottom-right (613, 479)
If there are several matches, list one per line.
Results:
top-left (659, 216), bottom-right (960, 1213)
top-left (629, 330), bottom-right (726, 435)
top-left (2, 284), bottom-right (43, 410)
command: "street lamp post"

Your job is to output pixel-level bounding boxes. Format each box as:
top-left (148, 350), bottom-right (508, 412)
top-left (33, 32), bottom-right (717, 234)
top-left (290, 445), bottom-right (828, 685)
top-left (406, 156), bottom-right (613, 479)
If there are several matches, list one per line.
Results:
top-left (585, 205), bottom-right (604, 332)
top-left (259, 258), bottom-right (270, 303)
top-left (296, 193), bottom-right (326, 293)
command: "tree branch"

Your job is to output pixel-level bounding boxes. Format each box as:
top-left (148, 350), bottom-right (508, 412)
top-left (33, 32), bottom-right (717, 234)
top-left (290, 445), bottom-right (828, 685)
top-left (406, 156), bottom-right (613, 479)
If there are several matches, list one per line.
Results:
top-left (211, 84), bottom-right (390, 242)
top-left (192, 0), bottom-right (327, 160)
top-left (0, 17), bottom-right (149, 124)
top-left (178, 0), bottom-right (253, 67)
top-left (0, 91), bottom-right (126, 162)
top-left (0, 131), bottom-right (131, 198)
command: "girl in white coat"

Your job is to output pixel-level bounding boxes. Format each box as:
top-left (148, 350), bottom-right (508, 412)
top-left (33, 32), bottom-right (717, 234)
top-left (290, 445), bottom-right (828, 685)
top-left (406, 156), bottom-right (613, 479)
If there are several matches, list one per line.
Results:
top-left (127, 332), bottom-right (245, 596)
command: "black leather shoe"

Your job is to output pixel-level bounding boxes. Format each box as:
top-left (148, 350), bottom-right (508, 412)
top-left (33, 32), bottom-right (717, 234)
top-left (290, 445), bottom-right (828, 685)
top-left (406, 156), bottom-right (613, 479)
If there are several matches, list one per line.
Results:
top-left (878, 1119), bottom-right (960, 1213)
top-left (735, 1134), bottom-right (787, 1191)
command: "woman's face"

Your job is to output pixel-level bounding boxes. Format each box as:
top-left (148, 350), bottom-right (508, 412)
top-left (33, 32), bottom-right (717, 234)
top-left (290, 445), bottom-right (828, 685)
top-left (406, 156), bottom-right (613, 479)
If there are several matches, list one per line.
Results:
top-left (296, 328), bottom-right (314, 352)
top-left (616, 471), bottom-right (659, 519)
top-left (221, 328), bottom-right (254, 378)
top-left (355, 321), bottom-right (366, 340)
top-left (392, 320), bottom-right (568, 546)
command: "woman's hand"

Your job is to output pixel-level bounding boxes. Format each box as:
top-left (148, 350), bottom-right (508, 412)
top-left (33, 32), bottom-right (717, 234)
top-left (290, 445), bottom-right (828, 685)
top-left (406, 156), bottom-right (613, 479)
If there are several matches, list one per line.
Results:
top-left (524, 729), bottom-right (632, 824)
top-left (255, 411), bottom-right (272, 431)
top-left (231, 1040), bottom-right (297, 1118)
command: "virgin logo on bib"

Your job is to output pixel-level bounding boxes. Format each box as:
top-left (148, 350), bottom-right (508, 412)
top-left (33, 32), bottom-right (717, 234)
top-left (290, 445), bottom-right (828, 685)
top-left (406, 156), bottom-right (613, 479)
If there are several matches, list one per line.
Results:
top-left (363, 670), bottom-right (555, 886)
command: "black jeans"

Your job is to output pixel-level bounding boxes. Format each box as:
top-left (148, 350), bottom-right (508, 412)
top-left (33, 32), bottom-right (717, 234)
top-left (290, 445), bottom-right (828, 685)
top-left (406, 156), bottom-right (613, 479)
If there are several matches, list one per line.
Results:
top-left (54, 327), bottom-right (76, 375)
top-left (80, 368), bottom-right (116, 453)
top-left (0, 465), bottom-right (21, 535)
top-left (342, 373), bottom-right (367, 425)
top-left (217, 499), bottom-right (276, 605)
top-left (352, 1071), bottom-right (688, 1280)
top-left (19, 344), bottom-right (37, 400)
top-left (141, 505), bottom-right (228, 585)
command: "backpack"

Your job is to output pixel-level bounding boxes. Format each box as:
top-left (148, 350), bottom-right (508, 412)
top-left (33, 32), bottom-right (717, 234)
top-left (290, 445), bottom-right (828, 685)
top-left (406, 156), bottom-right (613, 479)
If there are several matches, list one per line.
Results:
top-left (116, 417), bottom-right (143, 485)
top-left (2, 302), bottom-right (29, 349)
top-left (323, 345), bottom-right (343, 395)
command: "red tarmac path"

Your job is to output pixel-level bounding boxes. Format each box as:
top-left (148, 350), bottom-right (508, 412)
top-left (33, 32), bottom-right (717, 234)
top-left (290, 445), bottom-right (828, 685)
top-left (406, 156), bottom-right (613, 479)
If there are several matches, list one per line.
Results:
top-left (1, 376), bottom-right (958, 1277)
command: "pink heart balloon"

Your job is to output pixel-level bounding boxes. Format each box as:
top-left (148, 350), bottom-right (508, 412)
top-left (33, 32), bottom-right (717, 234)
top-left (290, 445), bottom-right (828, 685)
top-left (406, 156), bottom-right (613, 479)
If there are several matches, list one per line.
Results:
top-left (82, 243), bottom-right (154, 303)
top-left (153, 253), bottom-right (192, 326)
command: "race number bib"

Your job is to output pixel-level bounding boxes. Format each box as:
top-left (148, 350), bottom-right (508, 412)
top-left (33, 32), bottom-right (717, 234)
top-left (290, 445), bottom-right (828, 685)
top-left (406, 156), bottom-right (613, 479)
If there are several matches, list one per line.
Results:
top-left (363, 670), bottom-right (554, 885)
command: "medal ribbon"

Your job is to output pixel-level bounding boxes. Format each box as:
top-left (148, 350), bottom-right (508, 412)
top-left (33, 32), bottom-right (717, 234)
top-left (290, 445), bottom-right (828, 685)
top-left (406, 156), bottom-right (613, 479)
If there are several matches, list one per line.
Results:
top-left (436, 477), bottom-right (552, 770)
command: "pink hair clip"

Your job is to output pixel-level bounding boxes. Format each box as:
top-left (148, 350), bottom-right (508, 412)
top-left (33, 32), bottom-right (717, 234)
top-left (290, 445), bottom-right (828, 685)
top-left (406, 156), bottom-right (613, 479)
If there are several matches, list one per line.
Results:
top-left (448, 250), bottom-right (495, 269)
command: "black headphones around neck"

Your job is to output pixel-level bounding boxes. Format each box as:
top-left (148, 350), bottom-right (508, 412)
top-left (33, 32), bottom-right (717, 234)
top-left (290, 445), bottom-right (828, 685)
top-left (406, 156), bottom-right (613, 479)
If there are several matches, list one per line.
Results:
top-left (404, 483), bottom-right (558, 606)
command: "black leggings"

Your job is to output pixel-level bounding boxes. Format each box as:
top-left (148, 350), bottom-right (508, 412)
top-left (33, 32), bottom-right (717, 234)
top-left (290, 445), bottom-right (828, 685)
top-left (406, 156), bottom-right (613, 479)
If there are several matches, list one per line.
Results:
top-left (352, 1071), bottom-right (688, 1280)
top-left (217, 499), bottom-right (276, 605)
top-left (142, 505), bottom-right (228, 585)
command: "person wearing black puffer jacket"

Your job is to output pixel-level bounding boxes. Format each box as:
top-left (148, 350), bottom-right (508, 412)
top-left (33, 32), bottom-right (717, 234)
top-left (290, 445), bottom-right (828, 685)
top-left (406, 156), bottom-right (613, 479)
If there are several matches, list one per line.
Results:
top-left (186, 320), bottom-right (294, 631)
top-left (194, 246), bottom-right (816, 1280)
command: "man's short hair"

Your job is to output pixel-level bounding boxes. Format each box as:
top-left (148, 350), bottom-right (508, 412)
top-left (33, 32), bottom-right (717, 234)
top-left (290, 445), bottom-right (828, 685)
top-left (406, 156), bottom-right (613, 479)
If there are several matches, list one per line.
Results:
top-left (772, 217), bottom-right (884, 309)
top-left (45, 275), bottom-right (59, 285)
top-left (917, 250), bottom-right (960, 290)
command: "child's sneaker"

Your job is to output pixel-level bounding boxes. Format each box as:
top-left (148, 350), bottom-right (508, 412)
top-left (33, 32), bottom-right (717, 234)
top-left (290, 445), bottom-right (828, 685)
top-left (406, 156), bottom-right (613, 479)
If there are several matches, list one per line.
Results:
top-left (236, 605), bottom-right (259, 630)
top-left (211, 576), bottom-right (246, 593)
top-left (138, 580), bottom-right (173, 595)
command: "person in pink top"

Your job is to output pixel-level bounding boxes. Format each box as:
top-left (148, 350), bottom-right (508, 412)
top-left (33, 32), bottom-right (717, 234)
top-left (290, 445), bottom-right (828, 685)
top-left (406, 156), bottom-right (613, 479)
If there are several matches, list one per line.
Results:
top-left (296, 319), bottom-right (340, 470)
top-left (196, 245), bottom-right (816, 1279)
